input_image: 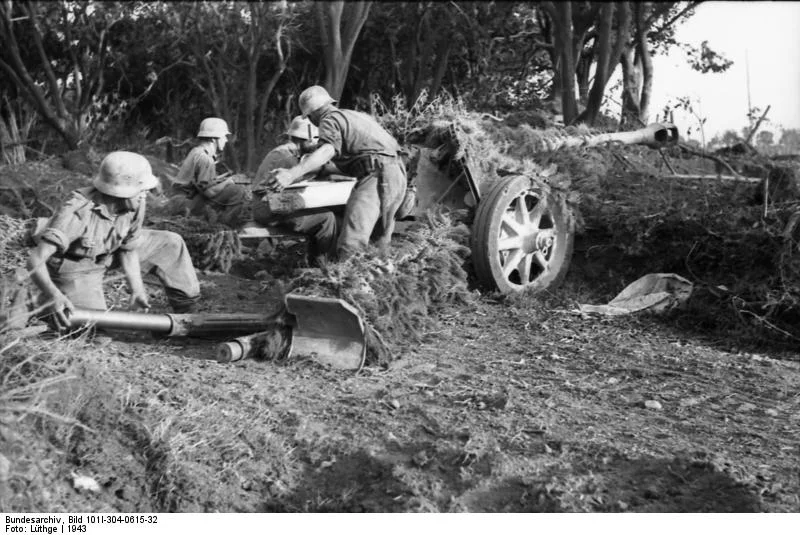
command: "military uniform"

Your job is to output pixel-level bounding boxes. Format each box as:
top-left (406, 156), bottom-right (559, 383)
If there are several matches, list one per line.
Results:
top-left (251, 143), bottom-right (338, 257)
top-left (316, 108), bottom-right (407, 257)
top-left (35, 187), bottom-right (200, 312)
top-left (176, 144), bottom-right (247, 227)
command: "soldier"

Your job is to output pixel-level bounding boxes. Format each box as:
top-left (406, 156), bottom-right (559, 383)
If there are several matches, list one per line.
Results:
top-left (252, 115), bottom-right (339, 259)
top-left (176, 117), bottom-right (247, 227)
top-left (27, 151), bottom-right (201, 331)
top-left (268, 85), bottom-right (407, 258)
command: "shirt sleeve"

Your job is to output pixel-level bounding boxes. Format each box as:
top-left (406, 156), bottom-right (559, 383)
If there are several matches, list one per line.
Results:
top-left (119, 200), bottom-right (145, 251)
top-left (318, 114), bottom-right (344, 157)
top-left (254, 149), bottom-right (298, 189)
top-left (192, 152), bottom-right (219, 192)
top-left (36, 197), bottom-right (87, 254)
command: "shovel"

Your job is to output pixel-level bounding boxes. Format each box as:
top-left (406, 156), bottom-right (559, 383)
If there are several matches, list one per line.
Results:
top-left (67, 292), bottom-right (367, 370)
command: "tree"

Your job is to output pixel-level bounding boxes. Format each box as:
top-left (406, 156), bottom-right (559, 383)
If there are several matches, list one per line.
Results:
top-left (541, 2), bottom-right (579, 124)
top-left (0, 1), bottom-right (130, 149)
top-left (575, 2), bottom-right (631, 124)
top-left (174, 1), bottom-right (301, 171)
top-left (755, 130), bottom-right (774, 149)
top-left (539, 2), bottom-right (680, 126)
top-left (619, 2), bottom-right (704, 126)
top-left (720, 129), bottom-right (740, 146)
top-left (779, 129), bottom-right (800, 152)
top-left (315, 1), bottom-right (372, 101)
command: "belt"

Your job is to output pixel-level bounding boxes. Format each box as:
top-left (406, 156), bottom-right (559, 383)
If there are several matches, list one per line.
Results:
top-left (350, 153), bottom-right (399, 179)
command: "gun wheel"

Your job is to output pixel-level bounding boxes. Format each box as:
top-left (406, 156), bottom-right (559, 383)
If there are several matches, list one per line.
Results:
top-left (471, 175), bottom-right (574, 294)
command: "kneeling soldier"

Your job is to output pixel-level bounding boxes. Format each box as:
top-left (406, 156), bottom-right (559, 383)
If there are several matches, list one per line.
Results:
top-left (28, 151), bottom-right (201, 331)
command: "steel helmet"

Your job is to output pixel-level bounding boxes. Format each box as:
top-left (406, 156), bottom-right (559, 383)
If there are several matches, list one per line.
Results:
top-left (287, 115), bottom-right (318, 140)
top-left (93, 151), bottom-right (159, 199)
top-left (298, 85), bottom-right (336, 117)
top-left (197, 117), bottom-right (231, 138)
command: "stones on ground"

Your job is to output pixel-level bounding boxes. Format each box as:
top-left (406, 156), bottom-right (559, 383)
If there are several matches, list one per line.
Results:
top-left (765, 408), bottom-right (779, 417)
top-left (71, 472), bottom-right (101, 493)
top-left (643, 400), bottom-right (663, 410)
top-left (738, 402), bottom-right (757, 412)
top-left (679, 397), bottom-right (700, 407)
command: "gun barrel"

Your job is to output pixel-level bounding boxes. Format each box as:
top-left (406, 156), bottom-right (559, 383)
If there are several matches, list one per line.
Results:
top-left (67, 309), bottom-right (274, 337)
top-left (68, 309), bottom-right (173, 333)
top-left (550, 123), bottom-right (679, 151)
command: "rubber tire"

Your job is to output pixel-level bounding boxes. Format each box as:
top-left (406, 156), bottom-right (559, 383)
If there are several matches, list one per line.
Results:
top-left (471, 175), bottom-right (574, 294)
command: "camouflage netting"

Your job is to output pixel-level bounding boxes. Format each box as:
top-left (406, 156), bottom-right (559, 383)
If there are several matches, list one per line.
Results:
top-left (0, 215), bottom-right (36, 276)
top-left (146, 208), bottom-right (244, 274)
top-left (0, 215), bottom-right (38, 329)
top-left (372, 93), bottom-right (613, 231)
top-left (253, 208), bottom-right (475, 367)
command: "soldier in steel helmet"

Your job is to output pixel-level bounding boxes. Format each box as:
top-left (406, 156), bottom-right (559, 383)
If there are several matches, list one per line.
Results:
top-left (27, 151), bottom-right (201, 331)
top-left (268, 86), bottom-right (408, 258)
top-left (251, 115), bottom-right (339, 260)
top-left (175, 117), bottom-right (248, 227)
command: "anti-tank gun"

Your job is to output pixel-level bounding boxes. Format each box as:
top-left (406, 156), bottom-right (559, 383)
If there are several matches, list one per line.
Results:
top-left (241, 122), bottom-right (679, 294)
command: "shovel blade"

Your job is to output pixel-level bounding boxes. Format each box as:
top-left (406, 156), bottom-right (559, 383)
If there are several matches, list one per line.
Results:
top-left (284, 293), bottom-right (366, 371)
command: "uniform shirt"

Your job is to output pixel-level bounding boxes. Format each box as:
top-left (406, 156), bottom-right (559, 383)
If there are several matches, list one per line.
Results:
top-left (253, 143), bottom-right (300, 193)
top-left (37, 187), bottom-right (144, 262)
top-left (317, 108), bottom-right (399, 176)
top-left (176, 143), bottom-right (220, 194)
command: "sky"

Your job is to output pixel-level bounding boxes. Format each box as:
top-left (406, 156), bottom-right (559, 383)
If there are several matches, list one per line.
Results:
top-left (605, 1), bottom-right (800, 143)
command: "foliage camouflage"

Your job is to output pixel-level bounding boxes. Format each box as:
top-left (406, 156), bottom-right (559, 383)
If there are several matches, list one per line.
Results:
top-left (255, 208), bottom-right (474, 367)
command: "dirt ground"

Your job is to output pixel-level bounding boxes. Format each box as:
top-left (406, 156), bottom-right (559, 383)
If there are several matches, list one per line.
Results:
top-left (2, 149), bottom-right (799, 513)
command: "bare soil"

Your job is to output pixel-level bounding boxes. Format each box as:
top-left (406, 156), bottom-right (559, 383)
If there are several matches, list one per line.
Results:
top-left (2, 151), bottom-right (799, 513)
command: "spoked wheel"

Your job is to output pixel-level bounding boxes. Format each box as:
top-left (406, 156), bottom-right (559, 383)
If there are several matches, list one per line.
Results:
top-left (472, 175), bottom-right (574, 294)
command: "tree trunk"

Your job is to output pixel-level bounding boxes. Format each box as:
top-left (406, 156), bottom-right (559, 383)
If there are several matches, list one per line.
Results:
top-left (256, 24), bottom-right (289, 158)
top-left (245, 53), bottom-right (259, 173)
top-left (538, 7), bottom-right (560, 105)
top-left (544, 1), bottom-right (578, 124)
top-left (410, 9), bottom-right (435, 105)
top-left (620, 46), bottom-right (642, 126)
top-left (0, 3), bottom-right (81, 149)
top-left (634, 3), bottom-right (653, 124)
top-left (577, 2), bottom-right (632, 125)
top-left (316, 1), bottom-right (372, 101)
top-left (580, 3), bottom-right (614, 124)
top-left (429, 37), bottom-right (452, 100)
top-left (575, 50), bottom-right (592, 106)
top-left (0, 113), bottom-right (24, 165)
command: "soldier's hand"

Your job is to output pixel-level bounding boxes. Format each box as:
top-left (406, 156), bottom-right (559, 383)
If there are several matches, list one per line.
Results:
top-left (268, 169), bottom-right (294, 193)
top-left (49, 291), bottom-right (75, 330)
top-left (129, 292), bottom-right (151, 312)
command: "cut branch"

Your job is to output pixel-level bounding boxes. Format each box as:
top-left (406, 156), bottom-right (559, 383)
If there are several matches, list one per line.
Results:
top-left (745, 105), bottom-right (771, 146)
top-left (678, 142), bottom-right (741, 177)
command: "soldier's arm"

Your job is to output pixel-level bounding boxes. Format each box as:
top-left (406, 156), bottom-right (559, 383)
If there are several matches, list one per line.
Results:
top-left (27, 241), bottom-right (74, 328)
top-left (118, 248), bottom-right (150, 310)
top-left (282, 143), bottom-right (336, 185)
top-left (194, 154), bottom-right (220, 193)
top-left (118, 201), bottom-right (149, 310)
